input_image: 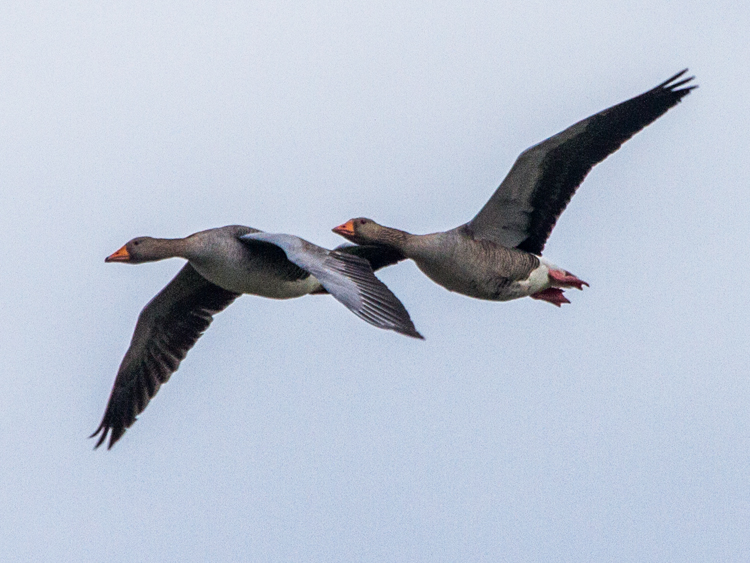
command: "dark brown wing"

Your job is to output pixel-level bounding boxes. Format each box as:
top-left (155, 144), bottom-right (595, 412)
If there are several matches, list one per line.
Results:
top-left (91, 264), bottom-right (239, 449)
top-left (467, 70), bottom-right (696, 255)
top-left (333, 243), bottom-right (406, 272)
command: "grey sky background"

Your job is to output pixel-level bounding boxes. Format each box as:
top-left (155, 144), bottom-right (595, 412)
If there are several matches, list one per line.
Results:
top-left (2, 1), bottom-right (748, 561)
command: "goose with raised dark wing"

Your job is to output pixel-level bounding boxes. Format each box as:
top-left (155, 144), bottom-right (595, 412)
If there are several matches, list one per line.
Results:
top-left (92, 225), bottom-right (421, 449)
top-left (334, 70), bottom-right (696, 307)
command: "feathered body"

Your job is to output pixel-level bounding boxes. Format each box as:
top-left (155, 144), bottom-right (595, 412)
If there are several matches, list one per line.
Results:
top-left (334, 70), bottom-right (696, 307)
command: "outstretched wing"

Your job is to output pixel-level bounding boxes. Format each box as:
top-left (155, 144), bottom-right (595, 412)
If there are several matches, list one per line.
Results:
top-left (467, 69), bottom-right (696, 255)
top-left (92, 264), bottom-right (240, 449)
top-left (241, 233), bottom-right (423, 339)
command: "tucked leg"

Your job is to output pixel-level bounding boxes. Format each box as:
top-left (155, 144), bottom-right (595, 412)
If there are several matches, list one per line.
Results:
top-left (530, 287), bottom-right (570, 307)
top-left (548, 269), bottom-right (589, 290)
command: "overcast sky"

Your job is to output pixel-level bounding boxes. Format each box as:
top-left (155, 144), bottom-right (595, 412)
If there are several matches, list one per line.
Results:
top-left (2, 1), bottom-right (749, 561)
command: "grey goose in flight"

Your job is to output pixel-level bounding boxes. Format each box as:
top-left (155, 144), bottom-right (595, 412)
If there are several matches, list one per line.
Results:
top-left (92, 226), bottom-right (420, 449)
top-left (333, 70), bottom-right (696, 306)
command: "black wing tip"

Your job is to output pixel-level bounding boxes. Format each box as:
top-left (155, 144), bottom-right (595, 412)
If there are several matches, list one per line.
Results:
top-left (382, 319), bottom-right (424, 340)
top-left (90, 420), bottom-right (125, 450)
top-left (89, 426), bottom-right (105, 449)
top-left (658, 68), bottom-right (698, 94)
top-left (661, 68), bottom-right (689, 84)
top-left (374, 308), bottom-right (425, 340)
top-left (402, 327), bottom-right (425, 340)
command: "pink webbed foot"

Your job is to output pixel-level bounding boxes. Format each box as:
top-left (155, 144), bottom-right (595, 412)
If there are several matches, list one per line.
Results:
top-left (530, 287), bottom-right (570, 307)
top-left (548, 269), bottom-right (589, 290)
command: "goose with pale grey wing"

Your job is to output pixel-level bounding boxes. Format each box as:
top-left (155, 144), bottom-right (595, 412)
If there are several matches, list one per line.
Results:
top-left (93, 225), bottom-right (421, 449)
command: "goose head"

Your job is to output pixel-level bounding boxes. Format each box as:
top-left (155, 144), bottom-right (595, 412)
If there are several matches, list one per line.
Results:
top-left (332, 218), bottom-right (383, 245)
top-left (105, 237), bottom-right (175, 264)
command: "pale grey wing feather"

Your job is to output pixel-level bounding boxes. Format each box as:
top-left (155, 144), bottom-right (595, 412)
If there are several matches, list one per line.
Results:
top-left (467, 69), bottom-right (696, 255)
top-left (92, 264), bottom-right (240, 449)
top-left (315, 251), bottom-right (423, 339)
top-left (241, 233), bottom-right (423, 339)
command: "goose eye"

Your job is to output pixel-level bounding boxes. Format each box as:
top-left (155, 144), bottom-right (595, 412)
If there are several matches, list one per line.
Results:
top-left (359, 219), bottom-right (366, 225)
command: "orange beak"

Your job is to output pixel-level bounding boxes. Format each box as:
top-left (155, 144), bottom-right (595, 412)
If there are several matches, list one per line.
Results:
top-left (105, 245), bottom-right (131, 263)
top-left (332, 220), bottom-right (356, 237)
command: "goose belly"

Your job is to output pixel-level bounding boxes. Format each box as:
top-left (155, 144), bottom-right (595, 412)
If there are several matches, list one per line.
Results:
top-left (415, 257), bottom-right (550, 302)
top-left (190, 260), bottom-right (320, 299)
